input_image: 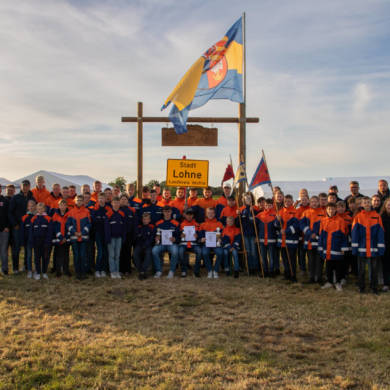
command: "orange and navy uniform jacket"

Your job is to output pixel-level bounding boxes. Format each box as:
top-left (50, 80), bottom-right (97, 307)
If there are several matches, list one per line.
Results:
top-left (170, 197), bottom-right (186, 215)
top-left (105, 208), bottom-right (126, 242)
top-left (90, 191), bottom-right (100, 203)
top-left (128, 196), bottom-right (142, 211)
top-left (221, 225), bottom-right (241, 250)
top-left (195, 197), bottom-right (217, 211)
top-left (216, 195), bottom-right (228, 219)
top-left (295, 204), bottom-right (310, 243)
top-left (28, 213), bottom-right (52, 247)
top-left (46, 192), bottom-right (63, 214)
top-left (91, 204), bottom-right (110, 239)
top-left (187, 196), bottom-right (198, 208)
top-left (299, 207), bottom-right (326, 250)
top-left (219, 205), bottom-right (238, 226)
top-left (351, 210), bottom-right (385, 258)
top-left (157, 198), bottom-right (172, 208)
top-left (239, 205), bottom-right (258, 236)
top-left (20, 213), bottom-right (34, 246)
top-left (199, 218), bottom-right (224, 242)
top-left (32, 186), bottom-right (51, 205)
top-left (52, 210), bottom-right (69, 245)
top-left (138, 202), bottom-right (162, 224)
top-left (155, 219), bottom-right (180, 244)
top-left (66, 205), bottom-right (91, 243)
top-left (134, 223), bottom-right (155, 249)
top-left (338, 211), bottom-right (353, 251)
top-left (318, 214), bottom-right (348, 260)
top-left (256, 208), bottom-right (277, 245)
top-left (179, 219), bottom-right (200, 247)
top-left (64, 197), bottom-right (75, 210)
top-left (275, 206), bottom-right (300, 248)
top-left (120, 205), bottom-right (137, 239)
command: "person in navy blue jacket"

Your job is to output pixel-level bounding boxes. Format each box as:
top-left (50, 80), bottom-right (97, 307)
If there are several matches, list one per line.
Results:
top-left (91, 193), bottom-right (109, 277)
top-left (137, 190), bottom-right (162, 224)
top-left (20, 199), bottom-right (36, 278)
top-left (29, 202), bottom-right (52, 280)
top-left (105, 197), bottom-right (126, 279)
top-left (133, 212), bottom-right (155, 279)
top-left (152, 206), bottom-right (180, 279)
top-left (119, 194), bottom-right (137, 275)
top-left (0, 185), bottom-right (11, 275)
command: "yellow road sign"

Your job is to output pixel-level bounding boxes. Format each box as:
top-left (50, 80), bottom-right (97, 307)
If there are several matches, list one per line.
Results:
top-left (166, 159), bottom-right (209, 188)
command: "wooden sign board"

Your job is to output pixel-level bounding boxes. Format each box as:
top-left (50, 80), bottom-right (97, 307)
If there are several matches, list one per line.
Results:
top-left (166, 159), bottom-right (209, 188)
top-left (162, 125), bottom-right (218, 146)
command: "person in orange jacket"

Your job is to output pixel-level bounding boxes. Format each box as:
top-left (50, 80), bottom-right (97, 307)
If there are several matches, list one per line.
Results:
top-left (318, 202), bottom-right (348, 291)
top-left (187, 188), bottom-right (199, 208)
top-left (46, 183), bottom-right (63, 215)
top-left (219, 196), bottom-right (238, 226)
top-left (62, 186), bottom-right (75, 210)
top-left (222, 216), bottom-right (241, 278)
top-left (66, 194), bottom-right (91, 280)
top-left (31, 175), bottom-right (51, 206)
top-left (336, 200), bottom-right (352, 284)
top-left (91, 180), bottom-right (102, 203)
top-left (352, 196), bottom-right (385, 294)
top-left (295, 194), bottom-right (310, 273)
top-left (170, 187), bottom-right (186, 215)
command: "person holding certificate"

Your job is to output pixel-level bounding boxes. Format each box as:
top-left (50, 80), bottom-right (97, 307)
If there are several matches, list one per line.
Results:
top-left (152, 206), bottom-right (180, 279)
top-left (179, 208), bottom-right (202, 277)
top-left (199, 207), bottom-right (224, 279)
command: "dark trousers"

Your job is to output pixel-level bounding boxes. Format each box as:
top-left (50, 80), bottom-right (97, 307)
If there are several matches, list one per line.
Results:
top-left (33, 244), bottom-right (49, 274)
top-left (308, 248), bottom-right (323, 282)
top-left (382, 250), bottom-right (390, 286)
top-left (11, 227), bottom-right (22, 271)
top-left (325, 260), bottom-right (343, 283)
top-left (95, 232), bottom-right (107, 273)
top-left (120, 233), bottom-right (132, 273)
top-left (297, 241), bottom-right (307, 271)
top-left (133, 245), bottom-right (152, 274)
top-left (54, 244), bottom-right (70, 274)
top-left (358, 256), bottom-right (378, 291)
top-left (72, 241), bottom-right (87, 277)
top-left (281, 247), bottom-right (297, 278)
top-left (347, 253), bottom-right (358, 276)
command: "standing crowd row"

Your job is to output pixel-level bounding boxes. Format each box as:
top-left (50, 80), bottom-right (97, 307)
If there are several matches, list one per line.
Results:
top-left (0, 176), bottom-right (389, 294)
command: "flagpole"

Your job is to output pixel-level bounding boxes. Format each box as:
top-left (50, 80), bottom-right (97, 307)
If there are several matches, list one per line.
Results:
top-left (238, 12), bottom-right (246, 200)
top-left (262, 149), bottom-right (294, 278)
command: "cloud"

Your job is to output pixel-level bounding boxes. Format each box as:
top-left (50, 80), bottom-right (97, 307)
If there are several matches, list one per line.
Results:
top-left (0, 0), bottom-right (389, 185)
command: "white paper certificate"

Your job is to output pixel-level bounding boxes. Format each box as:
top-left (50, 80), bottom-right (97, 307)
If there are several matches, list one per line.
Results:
top-left (205, 231), bottom-right (217, 248)
top-left (183, 226), bottom-right (196, 241)
top-left (161, 230), bottom-right (173, 245)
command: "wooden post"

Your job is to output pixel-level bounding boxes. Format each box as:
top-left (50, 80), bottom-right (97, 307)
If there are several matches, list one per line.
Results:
top-left (238, 102), bottom-right (246, 200)
top-left (137, 101), bottom-right (143, 198)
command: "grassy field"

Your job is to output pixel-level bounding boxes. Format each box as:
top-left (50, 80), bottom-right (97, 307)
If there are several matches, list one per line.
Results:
top-left (1, 262), bottom-right (390, 390)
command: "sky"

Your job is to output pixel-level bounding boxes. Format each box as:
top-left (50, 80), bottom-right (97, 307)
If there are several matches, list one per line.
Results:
top-left (1, 0), bottom-right (390, 185)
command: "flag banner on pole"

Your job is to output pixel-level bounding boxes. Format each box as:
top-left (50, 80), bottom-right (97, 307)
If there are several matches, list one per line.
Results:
top-left (222, 163), bottom-right (235, 184)
top-left (234, 161), bottom-right (247, 187)
top-left (162, 17), bottom-right (244, 134)
top-left (248, 157), bottom-right (271, 190)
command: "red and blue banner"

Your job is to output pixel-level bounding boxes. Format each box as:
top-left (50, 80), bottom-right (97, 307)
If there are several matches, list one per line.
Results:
top-left (248, 157), bottom-right (271, 190)
top-left (162, 17), bottom-right (244, 134)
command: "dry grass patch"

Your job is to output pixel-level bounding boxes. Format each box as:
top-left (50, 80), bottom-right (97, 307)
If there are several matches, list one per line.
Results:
top-left (1, 267), bottom-right (390, 389)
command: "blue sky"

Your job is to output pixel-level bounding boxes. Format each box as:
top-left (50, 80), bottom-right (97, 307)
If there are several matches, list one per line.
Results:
top-left (1, 0), bottom-right (389, 185)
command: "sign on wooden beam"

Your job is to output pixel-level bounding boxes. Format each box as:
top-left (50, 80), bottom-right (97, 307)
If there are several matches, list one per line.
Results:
top-left (162, 125), bottom-right (218, 146)
top-left (166, 159), bottom-right (209, 188)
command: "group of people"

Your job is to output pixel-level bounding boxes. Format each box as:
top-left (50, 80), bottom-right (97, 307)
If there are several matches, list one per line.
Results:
top-left (0, 175), bottom-right (389, 294)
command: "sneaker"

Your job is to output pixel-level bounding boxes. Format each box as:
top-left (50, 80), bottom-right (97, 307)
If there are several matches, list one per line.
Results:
top-left (207, 271), bottom-right (213, 279)
top-left (116, 272), bottom-right (122, 279)
top-left (340, 278), bottom-right (347, 286)
top-left (13, 270), bottom-right (19, 275)
top-left (234, 271), bottom-right (239, 279)
top-left (27, 271), bottom-right (33, 279)
top-left (42, 273), bottom-right (49, 280)
top-left (382, 285), bottom-right (389, 292)
top-left (95, 271), bottom-right (101, 278)
top-left (335, 283), bottom-right (343, 291)
top-left (181, 271), bottom-right (187, 278)
top-left (213, 271), bottom-right (219, 279)
top-left (111, 273), bottom-right (116, 279)
top-left (100, 271), bottom-right (107, 278)
top-left (321, 282), bottom-right (333, 289)
top-left (224, 267), bottom-right (229, 273)
top-left (33, 273), bottom-right (41, 280)
top-left (154, 271), bottom-right (162, 278)
top-left (167, 271), bottom-right (174, 279)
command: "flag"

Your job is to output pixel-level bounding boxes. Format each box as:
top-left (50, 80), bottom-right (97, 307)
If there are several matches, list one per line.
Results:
top-left (221, 163), bottom-right (234, 184)
top-left (162, 17), bottom-right (243, 134)
top-left (234, 161), bottom-right (247, 187)
top-left (248, 157), bottom-right (271, 190)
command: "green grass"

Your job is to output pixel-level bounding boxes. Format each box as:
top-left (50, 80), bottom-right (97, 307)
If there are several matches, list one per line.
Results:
top-left (1, 260), bottom-right (390, 389)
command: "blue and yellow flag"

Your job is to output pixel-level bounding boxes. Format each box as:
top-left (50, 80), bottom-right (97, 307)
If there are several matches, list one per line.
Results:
top-left (162, 17), bottom-right (243, 134)
top-left (234, 161), bottom-right (247, 187)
